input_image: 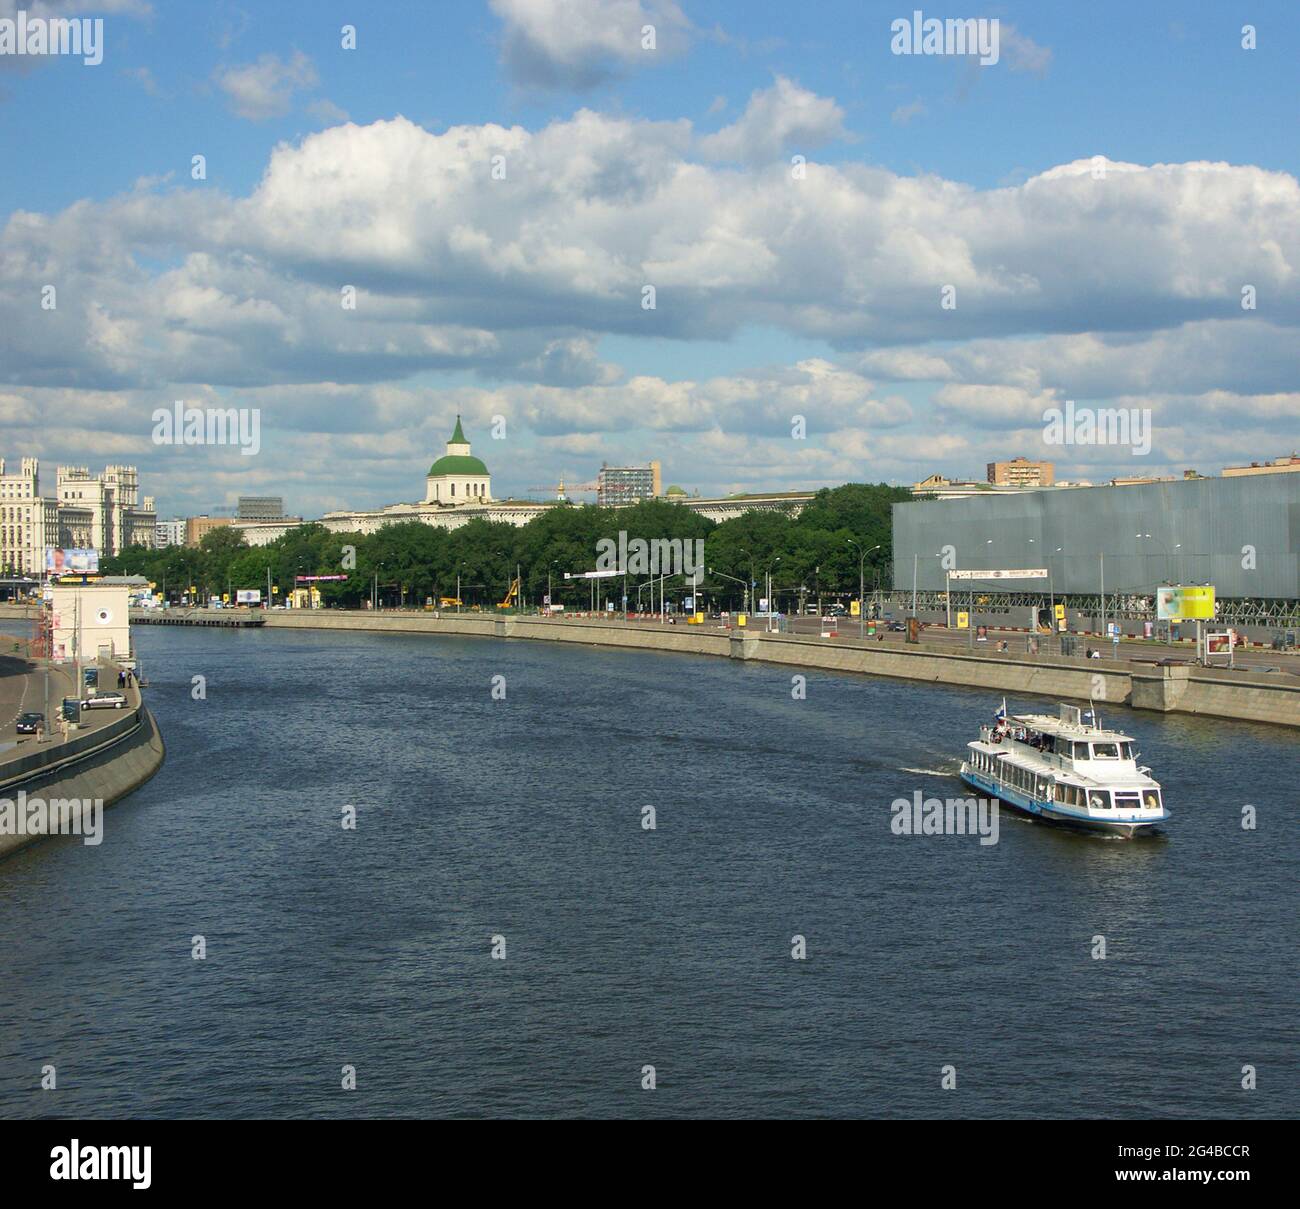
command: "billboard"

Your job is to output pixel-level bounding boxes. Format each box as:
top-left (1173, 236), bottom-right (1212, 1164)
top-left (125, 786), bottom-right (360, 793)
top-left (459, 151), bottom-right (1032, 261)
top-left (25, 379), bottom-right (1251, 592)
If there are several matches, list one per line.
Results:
top-left (236, 589), bottom-right (262, 604)
top-left (1157, 585), bottom-right (1216, 621)
top-left (45, 547), bottom-right (99, 575)
top-left (947, 568), bottom-right (1048, 580)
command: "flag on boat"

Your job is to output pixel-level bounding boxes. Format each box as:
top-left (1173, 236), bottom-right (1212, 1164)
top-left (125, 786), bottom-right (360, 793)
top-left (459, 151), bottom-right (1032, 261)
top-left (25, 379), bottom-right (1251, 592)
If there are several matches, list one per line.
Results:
top-left (994, 700), bottom-right (1007, 722)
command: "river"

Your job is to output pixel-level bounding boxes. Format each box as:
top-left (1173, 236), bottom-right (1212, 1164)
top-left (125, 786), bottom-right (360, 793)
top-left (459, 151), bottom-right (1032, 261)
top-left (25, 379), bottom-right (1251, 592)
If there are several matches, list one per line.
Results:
top-left (1, 625), bottom-right (1294, 1118)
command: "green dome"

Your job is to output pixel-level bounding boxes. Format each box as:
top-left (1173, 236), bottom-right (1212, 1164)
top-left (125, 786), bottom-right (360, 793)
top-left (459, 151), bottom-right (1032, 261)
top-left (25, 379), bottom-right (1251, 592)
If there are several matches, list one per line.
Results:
top-left (428, 454), bottom-right (488, 476)
top-left (665, 484), bottom-right (686, 495)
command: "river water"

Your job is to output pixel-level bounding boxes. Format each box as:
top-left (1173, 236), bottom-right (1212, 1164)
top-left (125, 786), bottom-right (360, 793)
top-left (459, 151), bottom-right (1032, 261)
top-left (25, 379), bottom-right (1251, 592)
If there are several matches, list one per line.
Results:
top-left (1, 625), bottom-right (1295, 1118)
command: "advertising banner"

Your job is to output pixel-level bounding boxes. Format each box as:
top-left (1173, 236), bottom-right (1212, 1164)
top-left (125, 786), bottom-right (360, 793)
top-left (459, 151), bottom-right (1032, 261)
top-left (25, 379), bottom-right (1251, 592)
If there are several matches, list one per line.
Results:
top-left (236, 589), bottom-right (262, 604)
top-left (947, 568), bottom-right (1047, 581)
top-left (1156, 585), bottom-right (1216, 621)
top-left (45, 547), bottom-right (99, 575)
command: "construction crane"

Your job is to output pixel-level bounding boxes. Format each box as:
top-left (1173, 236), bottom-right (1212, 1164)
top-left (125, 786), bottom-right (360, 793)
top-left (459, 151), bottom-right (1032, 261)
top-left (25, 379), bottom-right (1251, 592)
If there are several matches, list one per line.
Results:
top-left (527, 475), bottom-right (599, 502)
top-left (497, 577), bottom-right (520, 608)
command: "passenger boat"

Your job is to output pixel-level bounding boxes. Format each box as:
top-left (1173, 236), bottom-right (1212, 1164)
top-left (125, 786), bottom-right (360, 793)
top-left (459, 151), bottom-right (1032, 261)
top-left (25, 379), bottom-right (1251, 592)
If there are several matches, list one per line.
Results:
top-left (960, 702), bottom-right (1168, 837)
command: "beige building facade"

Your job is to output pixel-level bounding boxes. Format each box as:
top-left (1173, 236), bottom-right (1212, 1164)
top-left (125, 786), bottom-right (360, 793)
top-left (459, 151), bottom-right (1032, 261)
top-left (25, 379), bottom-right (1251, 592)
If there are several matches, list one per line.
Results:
top-left (0, 457), bottom-right (59, 576)
top-left (57, 465), bottom-right (156, 553)
top-left (1222, 454), bottom-right (1300, 477)
top-left (987, 457), bottom-right (1055, 487)
top-left (50, 582), bottom-right (132, 663)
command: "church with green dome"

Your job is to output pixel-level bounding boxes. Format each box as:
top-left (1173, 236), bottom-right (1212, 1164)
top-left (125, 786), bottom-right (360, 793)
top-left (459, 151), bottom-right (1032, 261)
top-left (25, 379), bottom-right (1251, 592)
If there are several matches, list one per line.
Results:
top-left (424, 415), bottom-right (491, 505)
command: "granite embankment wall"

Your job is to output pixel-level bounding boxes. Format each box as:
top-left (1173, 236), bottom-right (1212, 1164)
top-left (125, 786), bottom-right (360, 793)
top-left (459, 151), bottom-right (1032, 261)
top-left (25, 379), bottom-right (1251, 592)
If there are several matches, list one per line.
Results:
top-left (0, 671), bottom-right (166, 859)
top-left (254, 610), bottom-right (1299, 729)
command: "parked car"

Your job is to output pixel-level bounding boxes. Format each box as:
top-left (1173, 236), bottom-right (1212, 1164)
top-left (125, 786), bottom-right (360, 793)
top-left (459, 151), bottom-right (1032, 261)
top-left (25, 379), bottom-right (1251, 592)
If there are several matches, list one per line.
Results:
top-left (16, 711), bottom-right (44, 734)
top-left (827, 604), bottom-right (847, 617)
top-left (82, 691), bottom-right (127, 710)
top-left (887, 621), bottom-right (907, 632)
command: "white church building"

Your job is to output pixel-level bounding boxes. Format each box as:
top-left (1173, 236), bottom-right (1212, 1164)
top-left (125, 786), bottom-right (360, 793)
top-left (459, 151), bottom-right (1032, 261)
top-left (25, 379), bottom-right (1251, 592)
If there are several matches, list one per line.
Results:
top-left (228, 415), bottom-right (810, 546)
top-left (423, 416), bottom-right (491, 504)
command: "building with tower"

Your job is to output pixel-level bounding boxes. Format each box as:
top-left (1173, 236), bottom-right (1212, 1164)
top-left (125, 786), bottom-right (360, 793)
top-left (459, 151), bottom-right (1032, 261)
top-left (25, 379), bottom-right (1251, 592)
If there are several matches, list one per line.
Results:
top-left (424, 417), bottom-right (492, 504)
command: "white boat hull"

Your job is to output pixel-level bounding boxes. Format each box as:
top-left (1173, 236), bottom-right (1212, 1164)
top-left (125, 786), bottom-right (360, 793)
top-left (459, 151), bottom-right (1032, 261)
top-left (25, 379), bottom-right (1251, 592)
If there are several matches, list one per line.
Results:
top-left (960, 767), bottom-right (1167, 837)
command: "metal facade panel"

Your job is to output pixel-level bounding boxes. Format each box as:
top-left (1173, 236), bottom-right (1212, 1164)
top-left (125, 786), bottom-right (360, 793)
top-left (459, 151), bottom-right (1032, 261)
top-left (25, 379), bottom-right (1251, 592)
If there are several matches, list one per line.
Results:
top-left (892, 476), bottom-right (1299, 597)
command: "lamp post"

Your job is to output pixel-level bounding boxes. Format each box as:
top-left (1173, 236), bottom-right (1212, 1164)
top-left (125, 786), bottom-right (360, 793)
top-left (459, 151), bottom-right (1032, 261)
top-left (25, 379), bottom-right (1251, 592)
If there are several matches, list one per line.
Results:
top-left (709, 567), bottom-right (747, 616)
top-left (847, 540), bottom-right (881, 638)
top-left (1137, 533), bottom-right (1181, 641)
top-left (765, 556), bottom-right (781, 633)
top-left (739, 547), bottom-right (759, 618)
top-left (1099, 552), bottom-right (1105, 640)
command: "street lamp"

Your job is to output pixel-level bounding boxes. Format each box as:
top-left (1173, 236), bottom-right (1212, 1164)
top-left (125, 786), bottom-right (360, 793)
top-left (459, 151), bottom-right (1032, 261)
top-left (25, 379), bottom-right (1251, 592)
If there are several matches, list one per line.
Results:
top-left (1137, 533), bottom-right (1182, 641)
top-left (765, 556), bottom-right (782, 633)
top-left (1136, 533), bottom-right (1181, 585)
top-left (709, 567), bottom-right (748, 615)
top-left (740, 547), bottom-right (758, 619)
top-left (547, 560), bottom-right (559, 617)
top-left (1030, 542), bottom-right (1063, 648)
top-left (847, 540), bottom-right (882, 638)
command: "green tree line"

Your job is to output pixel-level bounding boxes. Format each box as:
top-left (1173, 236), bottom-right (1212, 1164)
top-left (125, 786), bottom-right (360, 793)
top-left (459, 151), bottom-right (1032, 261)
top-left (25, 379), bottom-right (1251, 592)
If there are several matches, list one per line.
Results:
top-left (102, 483), bottom-right (908, 610)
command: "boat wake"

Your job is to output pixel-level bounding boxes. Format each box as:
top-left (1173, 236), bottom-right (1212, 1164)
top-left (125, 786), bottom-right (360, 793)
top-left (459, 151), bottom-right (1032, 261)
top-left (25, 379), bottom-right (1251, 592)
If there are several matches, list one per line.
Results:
top-left (898, 766), bottom-right (959, 778)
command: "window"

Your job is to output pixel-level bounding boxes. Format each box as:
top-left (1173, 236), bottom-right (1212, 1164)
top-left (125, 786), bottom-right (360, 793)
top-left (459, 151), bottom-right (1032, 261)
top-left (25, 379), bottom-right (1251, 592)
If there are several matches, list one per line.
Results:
top-left (1086, 790), bottom-right (1112, 810)
top-left (1092, 743), bottom-right (1120, 759)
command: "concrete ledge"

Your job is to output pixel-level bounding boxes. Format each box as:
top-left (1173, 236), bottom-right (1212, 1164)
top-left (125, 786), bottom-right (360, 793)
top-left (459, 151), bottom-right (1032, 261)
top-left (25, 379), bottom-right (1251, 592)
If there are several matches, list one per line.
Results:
top-left (0, 706), bottom-right (165, 860)
top-left (254, 609), bottom-right (1299, 728)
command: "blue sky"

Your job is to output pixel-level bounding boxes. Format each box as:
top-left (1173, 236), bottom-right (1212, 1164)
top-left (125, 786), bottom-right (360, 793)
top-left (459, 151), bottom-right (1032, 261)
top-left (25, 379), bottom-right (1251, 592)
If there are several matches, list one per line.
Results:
top-left (1, 0), bottom-right (1297, 516)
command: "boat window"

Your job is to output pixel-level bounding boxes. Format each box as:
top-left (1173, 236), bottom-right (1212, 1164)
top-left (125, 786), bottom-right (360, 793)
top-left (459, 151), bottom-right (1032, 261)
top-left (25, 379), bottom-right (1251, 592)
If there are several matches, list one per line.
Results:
top-left (1073, 742), bottom-right (1089, 760)
top-left (1087, 790), bottom-right (1112, 810)
top-left (1091, 743), bottom-right (1121, 759)
top-left (1120, 742), bottom-right (1134, 759)
top-left (1054, 736), bottom-right (1072, 756)
top-left (1142, 789), bottom-right (1161, 811)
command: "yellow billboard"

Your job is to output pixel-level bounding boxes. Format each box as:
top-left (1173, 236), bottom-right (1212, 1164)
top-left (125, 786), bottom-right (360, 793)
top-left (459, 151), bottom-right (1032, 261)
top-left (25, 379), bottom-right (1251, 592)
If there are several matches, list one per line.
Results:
top-left (1157, 586), bottom-right (1215, 621)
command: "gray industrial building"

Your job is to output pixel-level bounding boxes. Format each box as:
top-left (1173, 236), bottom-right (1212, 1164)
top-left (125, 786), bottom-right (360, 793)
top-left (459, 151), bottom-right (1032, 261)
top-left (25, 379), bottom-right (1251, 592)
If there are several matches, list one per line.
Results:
top-left (892, 475), bottom-right (1300, 604)
top-left (236, 496), bottom-right (286, 520)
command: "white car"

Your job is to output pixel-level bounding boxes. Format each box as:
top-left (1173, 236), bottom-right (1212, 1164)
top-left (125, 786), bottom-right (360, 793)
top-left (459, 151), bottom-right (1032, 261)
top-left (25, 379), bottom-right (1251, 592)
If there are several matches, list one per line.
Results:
top-left (83, 691), bottom-right (127, 709)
